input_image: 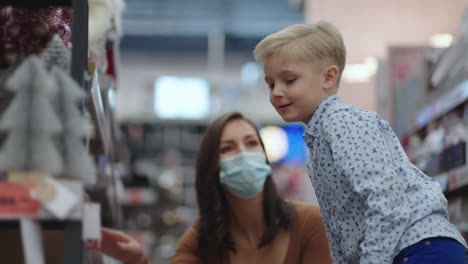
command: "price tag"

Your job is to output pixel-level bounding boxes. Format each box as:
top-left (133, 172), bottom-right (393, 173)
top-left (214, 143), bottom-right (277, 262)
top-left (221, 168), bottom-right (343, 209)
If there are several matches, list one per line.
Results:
top-left (82, 203), bottom-right (101, 240)
top-left (30, 177), bottom-right (79, 219)
top-left (0, 181), bottom-right (39, 218)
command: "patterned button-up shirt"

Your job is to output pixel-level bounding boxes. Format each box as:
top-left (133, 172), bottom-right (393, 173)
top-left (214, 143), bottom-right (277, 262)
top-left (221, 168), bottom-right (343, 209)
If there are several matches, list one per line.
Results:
top-left (304, 95), bottom-right (466, 264)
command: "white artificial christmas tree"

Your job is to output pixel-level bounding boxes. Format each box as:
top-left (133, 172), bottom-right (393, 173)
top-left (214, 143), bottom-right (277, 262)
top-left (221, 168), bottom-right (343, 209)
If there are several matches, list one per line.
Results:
top-left (51, 67), bottom-right (96, 184)
top-left (40, 34), bottom-right (71, 72)
top-left (0, 56), bottom-right (63, 174)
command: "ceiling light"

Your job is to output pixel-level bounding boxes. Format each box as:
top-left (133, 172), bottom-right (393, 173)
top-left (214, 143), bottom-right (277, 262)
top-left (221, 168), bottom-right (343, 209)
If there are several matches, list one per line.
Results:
top-left (430, 33), bottom-right (454, 48)
top-left (342, 56), bottom-right (378, 83)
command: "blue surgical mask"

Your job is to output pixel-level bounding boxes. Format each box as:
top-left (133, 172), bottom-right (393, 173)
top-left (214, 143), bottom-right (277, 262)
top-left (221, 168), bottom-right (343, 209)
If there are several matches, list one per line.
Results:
top-left (219, 152), bottom-right (271, 199)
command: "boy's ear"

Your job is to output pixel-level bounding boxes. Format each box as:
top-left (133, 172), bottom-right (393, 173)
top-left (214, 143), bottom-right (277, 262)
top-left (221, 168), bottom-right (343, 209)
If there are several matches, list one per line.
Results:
top-left (322, 65), bottom-right (339, 90)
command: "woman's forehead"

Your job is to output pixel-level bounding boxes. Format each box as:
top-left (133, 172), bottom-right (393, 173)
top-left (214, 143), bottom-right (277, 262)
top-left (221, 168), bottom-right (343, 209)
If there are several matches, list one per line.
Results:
top-left (221, 119), bottom-right (258, 141)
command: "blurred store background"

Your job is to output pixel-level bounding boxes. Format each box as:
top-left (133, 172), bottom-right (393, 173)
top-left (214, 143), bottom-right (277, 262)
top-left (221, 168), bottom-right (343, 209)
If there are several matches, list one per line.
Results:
top-left (112, 1), bottom-right (468, 263)
top-left (0, 0), bottom-right (467, 263)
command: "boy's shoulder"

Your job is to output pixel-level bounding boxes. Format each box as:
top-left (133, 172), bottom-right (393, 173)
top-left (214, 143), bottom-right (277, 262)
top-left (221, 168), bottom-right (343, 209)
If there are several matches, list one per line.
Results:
top-left (306, 96), bottom-right (386, 140)
top-left (315, 100), bottom-right (385, 141)
top-left (321, 99), bottom-right (377, 125)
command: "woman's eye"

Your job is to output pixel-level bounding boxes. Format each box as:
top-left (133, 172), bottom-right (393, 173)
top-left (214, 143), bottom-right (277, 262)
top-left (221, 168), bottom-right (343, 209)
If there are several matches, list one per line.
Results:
top-left (247, 141), bottom-right (259, 147)
top-left (220, 146), bottom-right (233, 154)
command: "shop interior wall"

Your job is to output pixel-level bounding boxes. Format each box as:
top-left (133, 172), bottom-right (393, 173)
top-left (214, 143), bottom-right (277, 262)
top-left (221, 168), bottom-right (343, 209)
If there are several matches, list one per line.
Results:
top-left (305, 0), bottom-right (467, 123)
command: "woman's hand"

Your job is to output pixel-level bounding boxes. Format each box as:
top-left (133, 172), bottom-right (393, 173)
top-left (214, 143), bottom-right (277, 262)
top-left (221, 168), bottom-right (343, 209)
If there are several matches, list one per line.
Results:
top-left (86, 227), bottom-right (148, 264)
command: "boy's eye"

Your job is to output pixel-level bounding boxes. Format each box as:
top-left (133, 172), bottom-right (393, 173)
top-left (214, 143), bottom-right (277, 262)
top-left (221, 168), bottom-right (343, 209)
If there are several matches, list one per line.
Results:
top-left (285, 78), bottom-right (296, 85)
top-left (267, 84), bottom-right (274, 90)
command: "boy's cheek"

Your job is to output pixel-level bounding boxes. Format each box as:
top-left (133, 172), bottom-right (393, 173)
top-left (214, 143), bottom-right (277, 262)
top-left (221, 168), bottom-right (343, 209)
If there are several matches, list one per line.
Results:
top-left (268, 98), bottom-right (276, 108)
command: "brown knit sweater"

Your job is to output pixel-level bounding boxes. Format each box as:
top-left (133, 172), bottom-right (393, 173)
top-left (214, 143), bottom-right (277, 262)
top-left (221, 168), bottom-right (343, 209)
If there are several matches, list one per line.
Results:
top-left (172, 201), bottom-right (332, 264)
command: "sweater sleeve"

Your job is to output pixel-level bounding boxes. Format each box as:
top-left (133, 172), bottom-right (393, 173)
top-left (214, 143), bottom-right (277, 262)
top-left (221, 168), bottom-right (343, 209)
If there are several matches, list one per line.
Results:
top-left (297, 203), bottom-right (333, 264)
top-left (172, 225), bottom-right (201, 264)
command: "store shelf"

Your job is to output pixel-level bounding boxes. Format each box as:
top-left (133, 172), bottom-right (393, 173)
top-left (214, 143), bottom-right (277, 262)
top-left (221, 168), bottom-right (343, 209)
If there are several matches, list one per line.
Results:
top-left (448, 165), bottom-right (468, 191)
top-left (431, 36), bottom-right (468, 88)
top-left (0, 219), bottom-right (80, 230)
top-left (0, 178), bottom-right (87, 262)
top-left (433, 173), bottom-right (449, 192)
top-left (432, 164), bottom-right (468, 198)
top-left (453, 221), bottom-right (468, 233)
top-left (86, 184), bottom-right (121, 229)
top-left (421, 141), bottom-right (467, 177)
top-left (0, 0), bottom-right (124, 262)
top-left (0, 219), bottom-right (83, 264)
top-left (413, 80), bottom-right (468, 131)
top-left (0, 0), bottom-right (72, 6)
top-left (120, 187), bottom-right (158, 206)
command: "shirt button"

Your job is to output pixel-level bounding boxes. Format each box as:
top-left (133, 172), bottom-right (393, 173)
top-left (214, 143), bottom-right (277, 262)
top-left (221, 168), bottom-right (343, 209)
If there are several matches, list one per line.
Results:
top-left (403, 258), bottom-right (409, 262)
top-left (425, 241), bottom-right (431, 245)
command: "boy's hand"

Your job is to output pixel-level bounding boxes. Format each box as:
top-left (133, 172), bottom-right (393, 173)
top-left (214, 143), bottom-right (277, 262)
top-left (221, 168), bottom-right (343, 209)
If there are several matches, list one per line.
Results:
top-left (86, 227), bottom-right (148, 264)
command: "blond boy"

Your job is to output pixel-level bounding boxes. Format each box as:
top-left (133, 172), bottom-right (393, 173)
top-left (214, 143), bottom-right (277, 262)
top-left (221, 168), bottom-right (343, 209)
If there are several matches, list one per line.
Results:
top-left (254, 22), bottom-right (467, 264)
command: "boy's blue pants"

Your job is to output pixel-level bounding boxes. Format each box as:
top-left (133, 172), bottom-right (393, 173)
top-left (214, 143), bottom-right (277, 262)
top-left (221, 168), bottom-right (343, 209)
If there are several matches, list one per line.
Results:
top-left (393, 237), bottom-right (467, 264)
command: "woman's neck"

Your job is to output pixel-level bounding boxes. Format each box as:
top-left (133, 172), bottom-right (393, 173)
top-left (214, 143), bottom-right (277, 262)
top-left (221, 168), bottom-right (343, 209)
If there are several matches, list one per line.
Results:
top-left (226, 190), bottom-right (265, 245)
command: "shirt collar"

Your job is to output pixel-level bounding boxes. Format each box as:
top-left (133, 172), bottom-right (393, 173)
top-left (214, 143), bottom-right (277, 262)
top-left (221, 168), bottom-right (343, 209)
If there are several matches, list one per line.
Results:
top-left (305, 94), bottom-right (339, 137)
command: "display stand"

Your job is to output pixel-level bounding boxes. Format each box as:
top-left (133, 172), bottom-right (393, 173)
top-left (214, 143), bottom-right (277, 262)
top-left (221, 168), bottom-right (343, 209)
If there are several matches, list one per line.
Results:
top-left (0, 1), bottom-right (88, 263)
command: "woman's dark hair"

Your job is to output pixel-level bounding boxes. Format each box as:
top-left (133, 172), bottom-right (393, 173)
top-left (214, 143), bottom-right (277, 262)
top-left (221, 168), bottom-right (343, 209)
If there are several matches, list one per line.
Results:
top-left (195, 112), bottom-right (296, 262)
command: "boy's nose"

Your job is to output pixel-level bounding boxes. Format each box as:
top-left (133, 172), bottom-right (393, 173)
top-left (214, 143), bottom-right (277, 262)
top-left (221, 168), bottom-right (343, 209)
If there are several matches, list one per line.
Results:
top-left (270, 87), bottom-right (284, 98)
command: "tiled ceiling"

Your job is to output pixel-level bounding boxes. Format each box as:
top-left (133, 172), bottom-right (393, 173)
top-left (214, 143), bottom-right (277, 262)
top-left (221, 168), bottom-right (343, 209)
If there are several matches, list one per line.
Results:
top-left (122, 0), bottom-right (304, 37)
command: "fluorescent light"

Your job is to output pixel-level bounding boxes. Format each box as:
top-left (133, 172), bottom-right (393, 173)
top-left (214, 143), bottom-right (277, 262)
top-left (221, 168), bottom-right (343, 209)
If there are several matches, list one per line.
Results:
top-left (154, 76), bottom-right (210, 119)
top-left (342, 56), bottom-right (378, 83)
top-left (430, 33), bottom-right (454, 48)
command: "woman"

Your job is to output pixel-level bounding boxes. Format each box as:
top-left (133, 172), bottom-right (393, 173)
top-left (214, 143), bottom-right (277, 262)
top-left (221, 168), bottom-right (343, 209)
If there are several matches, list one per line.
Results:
top-left (88, 112), bottom-right (332, 263)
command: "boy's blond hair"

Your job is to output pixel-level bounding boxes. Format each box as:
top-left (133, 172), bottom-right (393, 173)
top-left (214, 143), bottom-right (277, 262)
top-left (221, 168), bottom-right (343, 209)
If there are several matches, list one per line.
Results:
top-left (254, 21), bottom-right (346, 86)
